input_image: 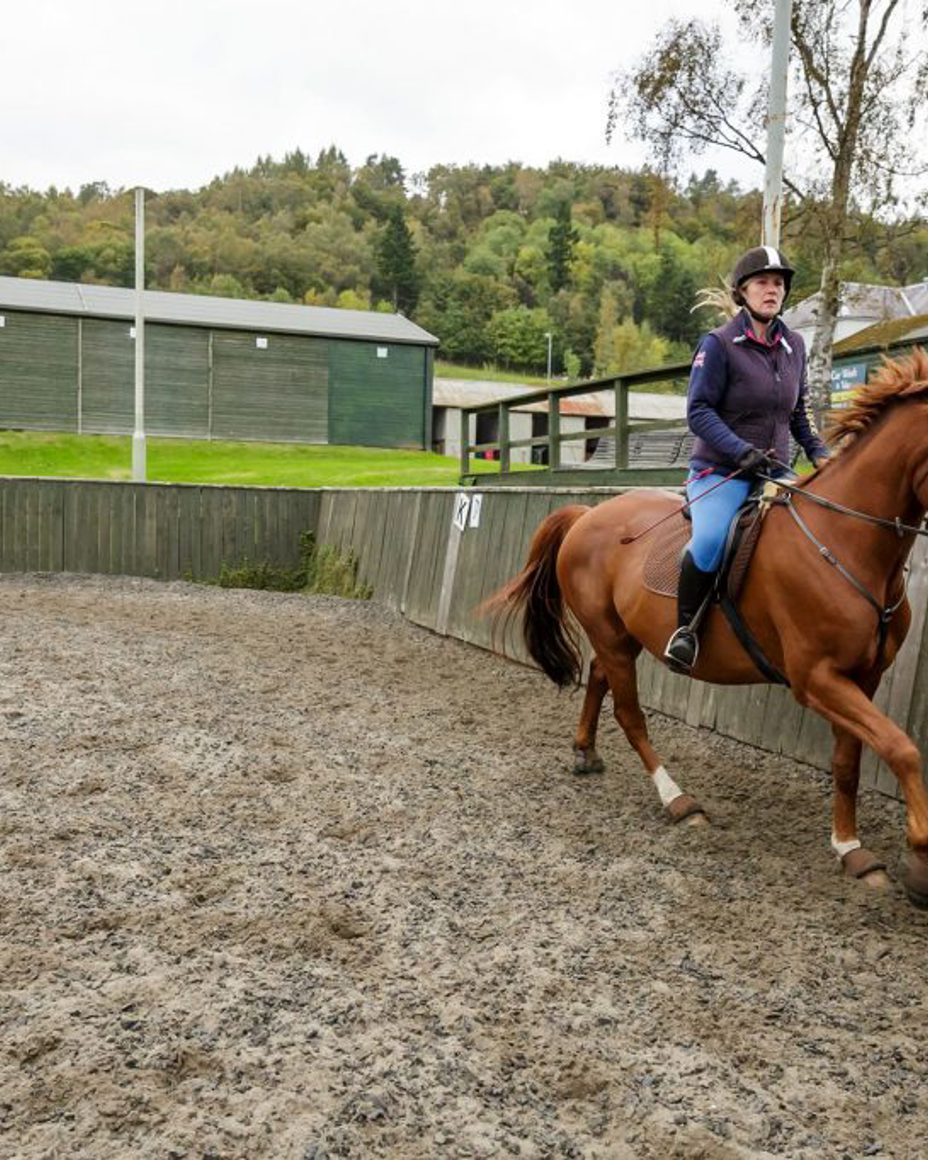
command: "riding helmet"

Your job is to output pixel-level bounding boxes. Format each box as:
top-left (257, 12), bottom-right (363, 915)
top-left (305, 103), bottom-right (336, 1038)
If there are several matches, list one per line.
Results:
top-left (730, 246), bottom-right (795, 306)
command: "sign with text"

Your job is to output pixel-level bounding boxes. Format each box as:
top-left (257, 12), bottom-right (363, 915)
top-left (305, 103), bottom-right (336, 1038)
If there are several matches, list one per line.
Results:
top-left (830, 360), bottom-right (869, 408)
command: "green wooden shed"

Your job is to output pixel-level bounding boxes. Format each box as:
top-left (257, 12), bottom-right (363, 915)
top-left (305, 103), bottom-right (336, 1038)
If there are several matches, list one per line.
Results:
top-left (0, 276), bottom-right (438, 448)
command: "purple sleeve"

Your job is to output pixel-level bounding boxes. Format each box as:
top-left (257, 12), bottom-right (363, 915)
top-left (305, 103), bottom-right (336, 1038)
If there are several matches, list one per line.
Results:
top-left (687, 335), bottom-right (752, 464)
top-left (788, 344), bottom-right (828, 462)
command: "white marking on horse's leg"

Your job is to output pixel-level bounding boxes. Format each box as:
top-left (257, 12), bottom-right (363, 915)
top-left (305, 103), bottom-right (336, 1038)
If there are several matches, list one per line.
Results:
top-left (831, 833), bottom-right (862, 860)
top-left (652, 765), bottom-right (684, 807)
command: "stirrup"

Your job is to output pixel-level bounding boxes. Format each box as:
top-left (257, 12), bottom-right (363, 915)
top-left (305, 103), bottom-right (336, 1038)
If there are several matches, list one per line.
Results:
top-left (663, 626), bottom-right (699, 675)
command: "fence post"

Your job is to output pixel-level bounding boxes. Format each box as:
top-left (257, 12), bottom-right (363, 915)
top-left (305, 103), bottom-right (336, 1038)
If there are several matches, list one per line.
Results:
top-left (459, 409), bottom-right (471, 477)
top-left (614, 378), bottom-right (629, 469)
top-left (548, 393), bottom-right (561, 470)
top-left (498, 403), bottom-right (510, 473)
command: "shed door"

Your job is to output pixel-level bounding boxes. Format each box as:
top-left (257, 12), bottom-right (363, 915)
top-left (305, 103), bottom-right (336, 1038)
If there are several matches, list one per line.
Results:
top-left (211, 332), bottom-right (328, 443)
top-left (328, 341), bottom-right (426, 448)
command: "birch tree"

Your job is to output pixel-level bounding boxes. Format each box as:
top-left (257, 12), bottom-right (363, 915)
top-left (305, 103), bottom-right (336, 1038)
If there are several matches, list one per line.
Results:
top-left (609, 0), bottom-right (928, 413)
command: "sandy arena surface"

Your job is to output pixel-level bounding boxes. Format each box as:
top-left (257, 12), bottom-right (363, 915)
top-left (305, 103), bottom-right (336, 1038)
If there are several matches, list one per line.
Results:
top-left (1, 573), bottom-right (926, 1159)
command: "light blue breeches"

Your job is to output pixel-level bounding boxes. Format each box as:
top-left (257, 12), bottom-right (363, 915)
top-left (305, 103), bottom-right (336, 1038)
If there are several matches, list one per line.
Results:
top-left (685, 473), bottom-right (752, 573)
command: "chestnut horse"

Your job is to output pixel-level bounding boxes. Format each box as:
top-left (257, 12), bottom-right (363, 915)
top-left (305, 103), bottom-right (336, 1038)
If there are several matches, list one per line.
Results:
top-left (487, 349), bottom-right (928, 906)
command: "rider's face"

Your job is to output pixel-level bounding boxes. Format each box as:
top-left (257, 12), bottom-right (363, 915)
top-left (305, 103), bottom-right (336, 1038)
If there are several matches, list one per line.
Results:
top-left (741, 272), bottom-right (786, 319)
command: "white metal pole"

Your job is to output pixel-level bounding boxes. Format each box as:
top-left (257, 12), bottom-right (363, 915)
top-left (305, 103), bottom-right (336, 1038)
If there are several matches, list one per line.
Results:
top-left (762, 0), bottom-right (793, 248)
top-left (132, 186), bottom-right (147, 481)
top-left (545, 332), bottom-right (552, 383)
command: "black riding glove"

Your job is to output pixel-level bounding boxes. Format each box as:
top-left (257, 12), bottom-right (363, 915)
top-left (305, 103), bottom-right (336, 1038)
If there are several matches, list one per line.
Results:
top-left (737, 447), bottom-right (774, 474)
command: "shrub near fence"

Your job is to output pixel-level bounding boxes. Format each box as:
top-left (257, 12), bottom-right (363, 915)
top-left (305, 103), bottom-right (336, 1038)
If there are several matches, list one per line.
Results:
top-left (2, 476), bottom-right (926, 799)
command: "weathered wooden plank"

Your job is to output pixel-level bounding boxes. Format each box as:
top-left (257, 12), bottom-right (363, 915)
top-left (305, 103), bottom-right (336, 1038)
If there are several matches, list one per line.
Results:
top-left (404, 492), bottom-right (455, 631)
top-left (758, 684), bottom-right (804, 757)
top-left (141, 486), bottom-right (160, 578)
top-left (36, 481), bottom-right (64, 571)
top-left (175, 486), bottom-right (197, 579)
top-left (447, 491), bottom-right (499, 645)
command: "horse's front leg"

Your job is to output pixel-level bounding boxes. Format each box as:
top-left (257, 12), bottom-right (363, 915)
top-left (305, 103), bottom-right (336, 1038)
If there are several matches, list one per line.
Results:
top-left (801, 668), bottom-right (928, 907)
top-left (573, 655), bottom-right (607, 774)
top-left (830, 725), bottom-right (891, 888)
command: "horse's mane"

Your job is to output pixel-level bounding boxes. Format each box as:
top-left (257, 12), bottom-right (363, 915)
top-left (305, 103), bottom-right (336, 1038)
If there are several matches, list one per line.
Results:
top-left (825, 346), bottom-right (928, 447)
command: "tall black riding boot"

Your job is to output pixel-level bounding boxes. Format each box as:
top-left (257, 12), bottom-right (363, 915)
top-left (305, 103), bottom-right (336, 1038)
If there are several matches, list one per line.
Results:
top-left (663, 551), bottom-right (717, 675)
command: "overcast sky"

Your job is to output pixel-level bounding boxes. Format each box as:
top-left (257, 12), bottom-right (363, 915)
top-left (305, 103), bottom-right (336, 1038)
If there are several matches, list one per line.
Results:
top-left (6, 0), bottom-right (754, 195)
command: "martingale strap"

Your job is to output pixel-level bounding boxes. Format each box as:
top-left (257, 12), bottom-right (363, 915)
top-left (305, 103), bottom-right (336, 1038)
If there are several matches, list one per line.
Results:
top-left (782, 493), bottom-right (909, 660)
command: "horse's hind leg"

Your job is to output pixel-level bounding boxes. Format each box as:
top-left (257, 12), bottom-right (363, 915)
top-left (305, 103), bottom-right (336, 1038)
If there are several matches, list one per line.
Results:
top-left (573, 656), bottom-right (608, 774)
top-left (830, 725), bottom-right (890, 888)
top-left (590, 624), bottom-right (709, 826)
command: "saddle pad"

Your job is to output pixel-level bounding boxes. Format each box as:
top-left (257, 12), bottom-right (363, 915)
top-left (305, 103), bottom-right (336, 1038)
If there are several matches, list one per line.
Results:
top-left (642, 511), bottom-right (691, 597)
top-left (641, 506), bottom-right (766, 599)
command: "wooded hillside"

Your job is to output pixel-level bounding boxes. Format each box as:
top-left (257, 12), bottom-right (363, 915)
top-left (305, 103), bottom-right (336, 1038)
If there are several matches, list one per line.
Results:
top-left (2, 150), bottom-right (925, 377)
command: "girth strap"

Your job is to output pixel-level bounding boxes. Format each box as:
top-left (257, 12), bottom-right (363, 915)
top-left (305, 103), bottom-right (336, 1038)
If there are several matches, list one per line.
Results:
top-left (719, 593), bottom-right (790, 686)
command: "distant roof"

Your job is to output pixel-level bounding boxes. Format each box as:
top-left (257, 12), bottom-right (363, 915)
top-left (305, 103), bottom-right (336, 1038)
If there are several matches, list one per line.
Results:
top-left (0, 275), bottom-right (438, 346)
top-left (785, 280), bottom-right (928, 331)
top-left (833, 313), bottom-right (928, 356)
top-left (434, 377), bottom-right (686, 420)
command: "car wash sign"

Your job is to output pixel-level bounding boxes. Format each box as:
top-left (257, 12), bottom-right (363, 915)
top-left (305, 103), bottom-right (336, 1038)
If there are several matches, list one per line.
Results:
top-left (830, 360), bottom-right (869, 408)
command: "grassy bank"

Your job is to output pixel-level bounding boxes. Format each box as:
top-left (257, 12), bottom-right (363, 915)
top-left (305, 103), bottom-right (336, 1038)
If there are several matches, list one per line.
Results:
top-left (0, 431), bottom-right (526, 488)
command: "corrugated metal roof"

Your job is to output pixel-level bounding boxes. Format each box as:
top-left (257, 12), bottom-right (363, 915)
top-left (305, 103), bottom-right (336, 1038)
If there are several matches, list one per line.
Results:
top-left (833, 313), bottom-right (928, 355)
top-left (433, 378), bottom-right (686, 420)
top-left (0, 275), bottom-right (438, 346)
top-left (785, 281), bottom-right (928, 331)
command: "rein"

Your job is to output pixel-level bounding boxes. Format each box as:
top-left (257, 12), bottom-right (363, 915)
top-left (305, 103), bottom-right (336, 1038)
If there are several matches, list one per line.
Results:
top-left (618, 464), bottom-right (742, 545)
top-left (759, 463), bottom-right (928, 540)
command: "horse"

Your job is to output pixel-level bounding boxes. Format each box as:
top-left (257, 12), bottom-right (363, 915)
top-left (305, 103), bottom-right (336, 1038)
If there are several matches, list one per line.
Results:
top-left (485, 348), bottom-right (928, 907)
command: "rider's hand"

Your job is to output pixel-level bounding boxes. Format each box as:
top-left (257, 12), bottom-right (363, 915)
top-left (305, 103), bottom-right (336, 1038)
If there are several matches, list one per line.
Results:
top-left (737, 447), bottom-right (775, 474)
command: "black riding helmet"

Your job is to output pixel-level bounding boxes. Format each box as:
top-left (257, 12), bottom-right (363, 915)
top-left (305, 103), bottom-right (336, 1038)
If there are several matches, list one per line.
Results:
top-left (730, 246), bottom-right (795, 307)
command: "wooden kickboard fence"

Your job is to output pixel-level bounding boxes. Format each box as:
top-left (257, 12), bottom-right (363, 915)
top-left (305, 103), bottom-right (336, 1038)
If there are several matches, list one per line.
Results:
top-left (2, 476), bottom-right (926, 801)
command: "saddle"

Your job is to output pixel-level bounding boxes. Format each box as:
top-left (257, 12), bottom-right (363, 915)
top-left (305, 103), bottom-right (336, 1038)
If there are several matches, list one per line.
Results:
top-left (643, 484), bottom-right (789, 685)
top-left (643, 493), bottom-right (767, 602)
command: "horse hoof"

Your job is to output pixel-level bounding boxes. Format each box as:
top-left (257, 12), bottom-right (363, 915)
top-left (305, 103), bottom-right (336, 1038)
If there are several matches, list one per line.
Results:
top-left (666, 794), bottom-right (709, 826)
top-left (572, 750), bottom-right (605, 776)
top-left (841, 848), bottom-right (888, 889)
top-left (902, 854), bottom-right (928, 908)
top-left (858, 868), bottom-right (892, 890)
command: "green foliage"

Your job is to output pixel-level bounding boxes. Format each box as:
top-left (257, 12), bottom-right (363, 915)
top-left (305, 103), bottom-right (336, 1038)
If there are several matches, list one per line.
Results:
top-left (594, 287), bottom-right (672, 374)
top-left (0, 235), bottom-right (52, 278)
top-left (215, 532), bottom-right (372, 599)
top-left (486, 306), bottom-right (554, 371)
top-left (546, 203), bottom-right (579, 291)
top-left (374, 205), bottom-right (419, 313)
top-left (0, 145), bottom-right (920, 380)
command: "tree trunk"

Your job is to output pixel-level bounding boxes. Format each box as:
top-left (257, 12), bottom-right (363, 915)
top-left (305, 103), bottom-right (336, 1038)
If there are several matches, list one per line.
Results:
top-left (806, 250), bottom-right (841, 426)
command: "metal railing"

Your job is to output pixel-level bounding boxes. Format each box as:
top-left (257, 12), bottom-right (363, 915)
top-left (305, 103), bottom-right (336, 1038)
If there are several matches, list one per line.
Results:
top-left (458, 362), bottom-right (691, 478)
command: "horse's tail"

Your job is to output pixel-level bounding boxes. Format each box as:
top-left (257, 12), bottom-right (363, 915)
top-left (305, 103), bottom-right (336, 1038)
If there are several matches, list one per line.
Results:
top-left (480, 504), bottom-right (589, 689)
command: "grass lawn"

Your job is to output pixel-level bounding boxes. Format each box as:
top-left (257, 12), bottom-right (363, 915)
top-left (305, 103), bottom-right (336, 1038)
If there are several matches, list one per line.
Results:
top-left (0, 431), bottom-right (533, 488)
top-left (435, 360), bottom-right (553, 387)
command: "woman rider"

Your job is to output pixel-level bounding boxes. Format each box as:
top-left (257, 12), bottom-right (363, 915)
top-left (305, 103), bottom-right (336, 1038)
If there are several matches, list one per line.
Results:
top-left (663, 246), bottom-right (831, 674)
